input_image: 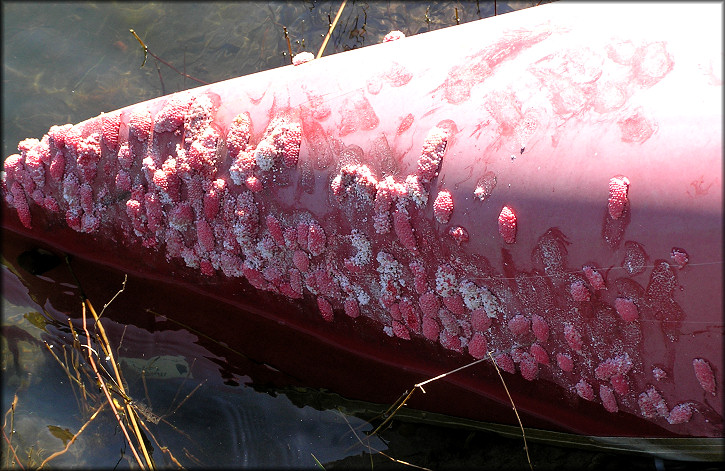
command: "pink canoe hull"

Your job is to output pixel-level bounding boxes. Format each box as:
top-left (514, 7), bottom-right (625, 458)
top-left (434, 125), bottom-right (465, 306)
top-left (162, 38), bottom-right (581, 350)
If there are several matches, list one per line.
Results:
top-left (3, 2), bottom-right (722, 442)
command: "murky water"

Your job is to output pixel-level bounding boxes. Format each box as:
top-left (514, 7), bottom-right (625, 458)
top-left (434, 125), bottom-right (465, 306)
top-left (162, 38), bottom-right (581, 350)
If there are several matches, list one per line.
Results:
top-left (3, 257), bottom-right (390, 468)
top-left (2, 2), bottom-right (710, 469)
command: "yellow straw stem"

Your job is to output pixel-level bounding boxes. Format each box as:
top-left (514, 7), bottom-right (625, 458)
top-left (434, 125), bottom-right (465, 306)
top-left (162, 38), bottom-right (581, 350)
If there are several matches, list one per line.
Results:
top-left (317, 0), bottom-right (348, 59)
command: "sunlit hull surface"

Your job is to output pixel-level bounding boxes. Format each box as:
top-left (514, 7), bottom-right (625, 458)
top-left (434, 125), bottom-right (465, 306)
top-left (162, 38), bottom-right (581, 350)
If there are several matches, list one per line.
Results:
top-left (2, 1), bottom-right (722, 447)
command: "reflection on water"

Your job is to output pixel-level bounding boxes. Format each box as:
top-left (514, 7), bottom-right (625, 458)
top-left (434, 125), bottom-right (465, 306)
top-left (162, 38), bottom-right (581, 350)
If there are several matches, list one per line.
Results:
top-left (2, 260), bottom-right (388, 468)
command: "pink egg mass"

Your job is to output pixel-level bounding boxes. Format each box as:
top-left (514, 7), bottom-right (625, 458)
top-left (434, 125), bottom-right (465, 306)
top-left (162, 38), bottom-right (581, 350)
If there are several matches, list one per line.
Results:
top-left (2, 1), bottom-right (722, 453)
top-left (497, 205), bottom-right (517, 244)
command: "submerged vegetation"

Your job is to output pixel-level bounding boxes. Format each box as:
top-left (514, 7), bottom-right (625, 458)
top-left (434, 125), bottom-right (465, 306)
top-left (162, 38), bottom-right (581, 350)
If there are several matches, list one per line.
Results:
top-left (2, 258), bottom-right (204, 469)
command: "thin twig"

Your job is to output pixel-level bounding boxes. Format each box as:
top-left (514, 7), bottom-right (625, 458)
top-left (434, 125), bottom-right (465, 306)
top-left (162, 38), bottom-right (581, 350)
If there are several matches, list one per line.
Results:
top-left (38, 403), bottom-right (106, 469)
top-left (370, 357), bottom-right (487, 437)
top-left (129, 29), bottom-right (208, 85)
top-left (129, 29), bottom-right (148, 67)
top-left (100, 274), bottom-right (127, 317)
top-left (86, 299), bottom-right (155, 469)
top-left (153, 58), bottom-right (166, 95)
top-left (376, 451), bottom-right (431, 470)
top-left (44, 342), bottom-right (85, 413)
top-left (488, 351), bottom-right (533, 471)
top-left (117, 325), bottom-right (128, 370)
top-left (44, 343), bottom-right (82, 390)
top-left (2, 395), bottom-right (23, 470)
top-left (164, 357), bottom-right (197, 415)
top-left (2, 428), bottom-right (24, 470)
top-left (370, 389), bottom-right (415, 437)
top-left (283, 27), bottom-right (293, 64)
top-left (311, 453), bottom-right (325, 470)
top-left (137, 418), bottom-right (185, 468)
top-left (337, 410), bottom-right (431, 470)
top-left (67, 321), bottom-right (91, 403)
top-left (339, 411), bottom-right (374, 457)
top-left (165, 380), bottom-right (206, 418)
top-left (415, 357), bottom-right (486, 391)
top-left (317, 0), bottom-right (348, 59)
top-left (159, 446), bottom-right (184, 468)
top-left (80, 302), bottom-right (145, 468)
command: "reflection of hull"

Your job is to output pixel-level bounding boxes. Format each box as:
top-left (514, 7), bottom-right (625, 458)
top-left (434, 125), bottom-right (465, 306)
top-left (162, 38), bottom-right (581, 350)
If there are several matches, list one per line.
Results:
top-left (2, 0), bottom-right (722, 448)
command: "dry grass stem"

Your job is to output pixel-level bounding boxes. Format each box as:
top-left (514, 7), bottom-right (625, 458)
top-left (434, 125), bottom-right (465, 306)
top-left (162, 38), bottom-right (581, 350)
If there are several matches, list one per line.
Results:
top-left (100, 274), bottom-right (127, 317)
top-left (487, 351), bottom-right (533, 471)
top-left (80, 302), bottom-right (147, 468)
top-left (38, 403), bottom-right (106, 469)
top-left (337, 409), bottom-right (432, 470)
top-left (317, 0), bottom-right (348, 58)
top-left (2, 395), bottom-right (24, 470)
top-left (363, 354), bottom-right (533, 470)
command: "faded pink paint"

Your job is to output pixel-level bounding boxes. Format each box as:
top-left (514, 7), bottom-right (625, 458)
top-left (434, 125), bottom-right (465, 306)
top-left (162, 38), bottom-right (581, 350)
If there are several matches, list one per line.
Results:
top-left (396, 113), bottom-right (414, 135)
top-left (622, 240), bottom-right (647, 276)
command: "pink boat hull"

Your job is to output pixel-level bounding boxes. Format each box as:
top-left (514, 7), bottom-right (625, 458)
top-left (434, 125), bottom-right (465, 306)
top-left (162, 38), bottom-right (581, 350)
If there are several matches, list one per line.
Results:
top-left (3, 2), bottom-right (722, 444)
